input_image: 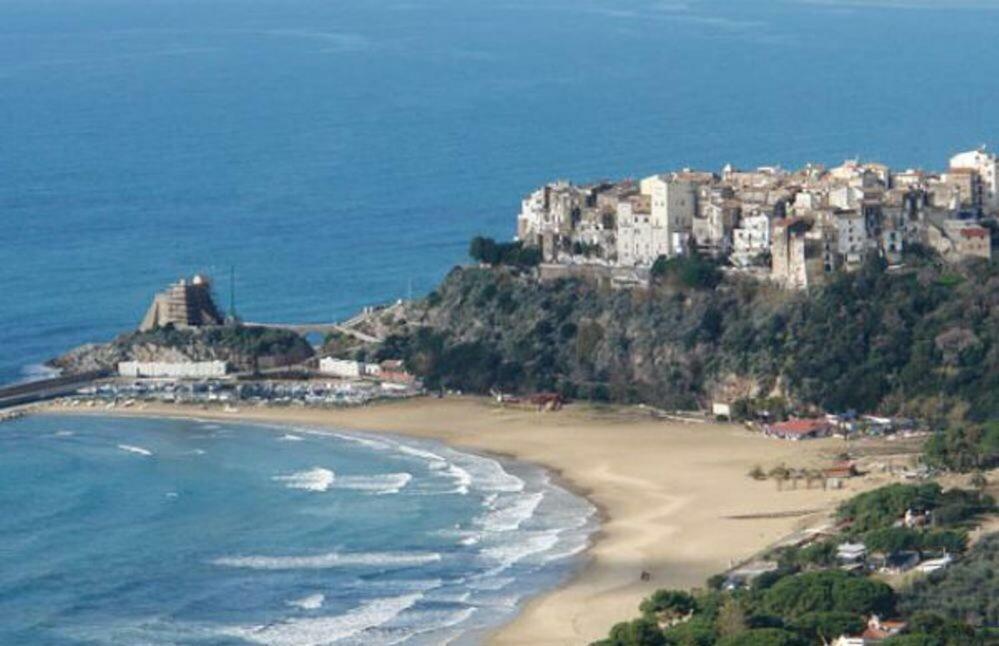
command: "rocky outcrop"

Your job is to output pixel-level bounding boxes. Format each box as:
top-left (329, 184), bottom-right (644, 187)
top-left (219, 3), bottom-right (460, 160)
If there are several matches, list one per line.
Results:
top-left (50, 325), bottom-right (314, 375)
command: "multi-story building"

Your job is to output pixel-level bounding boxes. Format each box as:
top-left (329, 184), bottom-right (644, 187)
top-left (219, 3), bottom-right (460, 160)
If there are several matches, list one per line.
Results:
top-left (950, 148), bottom-right (999, 213)
top-left (640, 174), bottom-right (697, 259)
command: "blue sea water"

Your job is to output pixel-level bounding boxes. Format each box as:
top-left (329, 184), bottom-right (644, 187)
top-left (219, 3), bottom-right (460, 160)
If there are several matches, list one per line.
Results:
top-left (0, 414), bottom-right (596, 644)
top-left (3, 0), bottom-right (999, 384)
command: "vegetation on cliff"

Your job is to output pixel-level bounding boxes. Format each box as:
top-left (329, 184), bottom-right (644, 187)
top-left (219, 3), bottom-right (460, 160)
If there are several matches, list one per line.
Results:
top-left (382, 251), bottom-right (996, 445)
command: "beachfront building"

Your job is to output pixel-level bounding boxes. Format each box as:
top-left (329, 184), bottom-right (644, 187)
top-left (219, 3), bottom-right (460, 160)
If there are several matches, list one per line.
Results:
top-left (118, 360), bottom-right (228, 379)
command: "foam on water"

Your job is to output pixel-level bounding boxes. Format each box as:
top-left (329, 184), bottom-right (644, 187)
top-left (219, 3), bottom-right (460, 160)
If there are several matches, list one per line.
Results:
top-left (273, 468), bottom-right (412, 495)
top-left (475, 491), bottom-right (544, 532)
top-left (221, 592), bottom-right (423, 646)
top-left (211, 551), bottom-right (443, 570)
top-left (273, 467), bottom-right (335, 492)
top-left (278, 433), bottom-right (303, 442)
top-left (334, 472), bottom-right (413, 495)
top-left (116, 444), bottom-right (153, 456)
top-left (286, 593), bottom-right (325, 610)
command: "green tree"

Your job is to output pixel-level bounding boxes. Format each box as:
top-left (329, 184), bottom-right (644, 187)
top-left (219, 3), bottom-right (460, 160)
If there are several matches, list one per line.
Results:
top-left (715, 596), bottom-right (748, 637)
top-left (640, 589), bottom-right (697, 621)
top-left (788, 611), bottom-right (865, 643)
top-left (715, 628), bottom-right (805, 646)
top-left (599, 617), bottom-right (666, 646)
top-left (763, 570), bottom-right (895, 618)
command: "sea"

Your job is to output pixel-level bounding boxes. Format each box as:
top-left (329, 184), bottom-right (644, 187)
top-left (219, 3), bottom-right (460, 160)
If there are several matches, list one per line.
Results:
top-left (0, 414), bottom-right (596, 644)
top-left (2, 0), bottom-right (999, 643)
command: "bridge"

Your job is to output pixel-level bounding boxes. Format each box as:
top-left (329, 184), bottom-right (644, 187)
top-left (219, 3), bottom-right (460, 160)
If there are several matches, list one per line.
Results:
top-left (243, 322), bottom-right (382, 344)
top-left (243, 301), bottom-right (405, 345)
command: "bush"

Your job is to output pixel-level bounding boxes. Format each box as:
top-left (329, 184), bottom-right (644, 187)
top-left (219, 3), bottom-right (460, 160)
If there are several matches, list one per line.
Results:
top-left (469, 236), bottom-right (540, 268)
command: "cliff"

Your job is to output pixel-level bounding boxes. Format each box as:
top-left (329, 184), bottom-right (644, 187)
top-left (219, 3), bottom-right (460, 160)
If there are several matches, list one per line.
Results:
top-left (375, 254), bottom-right (997, 424)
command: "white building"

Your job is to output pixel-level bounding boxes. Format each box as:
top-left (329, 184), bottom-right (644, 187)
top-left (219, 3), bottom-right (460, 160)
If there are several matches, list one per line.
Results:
top-left (732, 214), bottom-right (770, 266)
top-left (639, 175), bottom-right (696, 258)
top-left (950, 148), bottom-right (999, 212)
top-left (319, 357), bottom-right (364, 378)
top-left (117, 361), bottom-right (228, 379)
top-left (836, 211), bottom-right (869, 263)
top-left (615, 197), bottom-right (655, 266)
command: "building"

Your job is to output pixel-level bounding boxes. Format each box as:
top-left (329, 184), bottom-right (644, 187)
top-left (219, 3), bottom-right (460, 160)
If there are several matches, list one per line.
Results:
top-left (763, 418), bottom-right (833, 440)
top-left (640, 175), bottom-right (697, 259)
top-left (836, 211), bottom-right (870, 265)
top-left (117, 360), bottom-right (228, 379)
top-left (732, 213), bottom-right (771, 266)
top-left (927, 220), bottom-right (992, 261)
top-left (861, 615), bottom-right (907, 641)
top-left (950, 147), bottom-right (999, 212)
top-left (139, 275), bottom-right (224, 332)
top-left (615, 195), bottom-right (656, 266)
top-left (319, 357), bottom-right (364, 378)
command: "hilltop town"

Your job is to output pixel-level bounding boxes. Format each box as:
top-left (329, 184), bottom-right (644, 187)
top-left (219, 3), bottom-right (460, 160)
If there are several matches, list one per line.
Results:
top-left (517, 149), bottom-right (995, 289)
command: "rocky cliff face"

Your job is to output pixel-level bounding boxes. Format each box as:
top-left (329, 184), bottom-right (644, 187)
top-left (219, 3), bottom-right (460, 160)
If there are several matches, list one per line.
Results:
top-left (50, 325), bottom-right (315, 375)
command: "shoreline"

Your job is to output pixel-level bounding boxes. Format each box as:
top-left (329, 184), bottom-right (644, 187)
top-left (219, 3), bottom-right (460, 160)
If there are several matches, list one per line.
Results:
top-left (38, 397), bottom-right (884, 645)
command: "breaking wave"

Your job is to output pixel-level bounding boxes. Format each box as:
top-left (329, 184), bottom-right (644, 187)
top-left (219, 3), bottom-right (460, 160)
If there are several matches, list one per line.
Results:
top-left (273, 468), bottom-right (335, 492)
top-left (286, 593), bottom-right (325, 610)
top-left (211, 551), bottom-right (442, 570)
top-left (221, 592), bottom-right (422, 645)
top-left (273, 468), bottom-right (412, 495)
top-left (117, 444), bottom-right (153, 456)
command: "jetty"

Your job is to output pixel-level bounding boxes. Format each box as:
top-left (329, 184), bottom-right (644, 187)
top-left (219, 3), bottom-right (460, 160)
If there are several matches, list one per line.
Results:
top-left (0, 370), bottom-right (110, 411)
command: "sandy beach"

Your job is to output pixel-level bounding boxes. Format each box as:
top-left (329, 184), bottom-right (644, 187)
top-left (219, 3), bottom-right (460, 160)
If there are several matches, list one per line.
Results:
top-left (40, 397), bottom-right (886, 644)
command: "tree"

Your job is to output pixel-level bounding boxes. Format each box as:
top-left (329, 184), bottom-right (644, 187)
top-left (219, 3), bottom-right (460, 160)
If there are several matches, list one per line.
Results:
top-left (716, 597), bottom-right (748, 637)
top-left (601, 617), bottom-right (666, 646)
top-left (715, 628), bottom-right (805, 646)
top-left (789, 611), bottom-right (865, 643)
top-left (640, 589), bottom-right (697, 621)
top-left (862, 527), bottom-right (921, 554)
top-left (763, 570), bottom-right (895, 618)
